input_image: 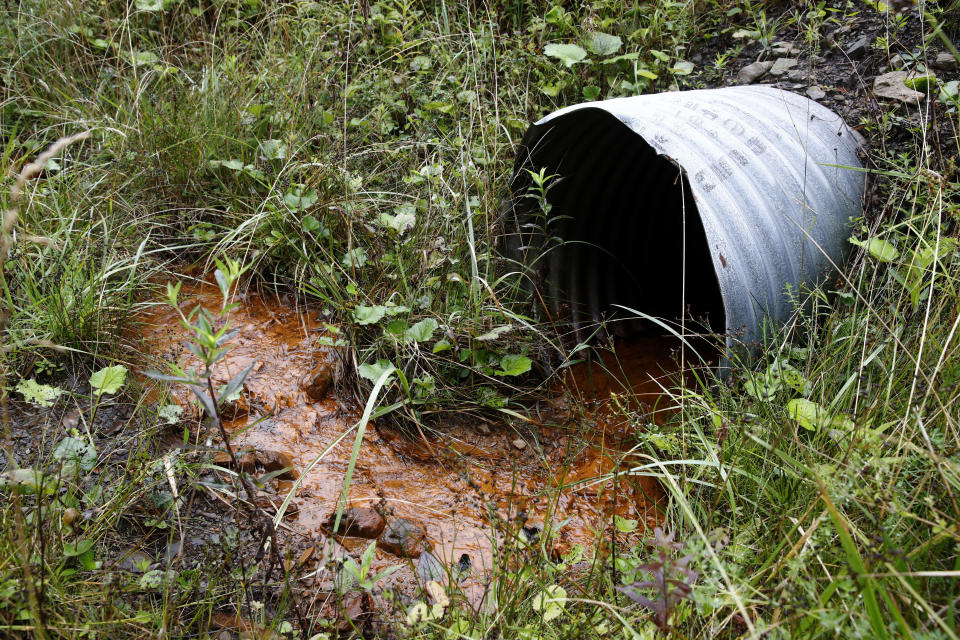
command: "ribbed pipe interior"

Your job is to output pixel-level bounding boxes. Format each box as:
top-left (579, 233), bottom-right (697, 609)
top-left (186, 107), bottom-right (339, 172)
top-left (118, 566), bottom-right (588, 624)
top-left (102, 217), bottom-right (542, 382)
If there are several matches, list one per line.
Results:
top-left (508, 109), bottom-right (725, 339)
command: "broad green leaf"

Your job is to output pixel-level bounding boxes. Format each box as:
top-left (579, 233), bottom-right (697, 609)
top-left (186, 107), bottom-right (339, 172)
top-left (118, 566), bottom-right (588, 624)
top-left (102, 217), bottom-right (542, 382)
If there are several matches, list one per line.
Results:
top-left (283, 186), bottom-right (318, 211)
top-left (582, 85), bottom-right (601, 101)
top-left (384, 302), bottom-right (410, 316)
top-left (358, 359), bottom-right (395, 384)
top-left (0, 468), bottom-right (54, 495)
top-left (135, 0), bottom-right (165, 10)
top-left (15, 379), bottom-right (63, 407)
top-left (584, 31), bottom-right (622, 56)
top-left (379, 207), bottom-right (416, 234)
top-left (209, 158), bottom-right (245, 171)
top-left (63, 539), bottom-right (94, 557)
top-left (496, 354), bottom-right (532, 377)
top-left (89, 365), bottom-right (127, 395)
top-left (342, 247), bottom-right (369, 268)
top-left (404, 318), bottom-right (438, 343)
top-left (54, 437), bottom-right (96, 472)
top-left (650, 49), bottom-right (670, 62)
top-left (532, 584), bottom-right (567, 622)
top-left (129, 50), bottom-right (159, 66)
top-left (787, 398), bottom-right (826, 431)
top-left (670, 60), bottom-right (695, 75)
top-left (602, 52), bottom-right (640, 63)
top-left (353, 305), bottom-right (387, 325)
top-left (475, 325), bottom-right (513, 341)
top-left (544, 43), bottom-right (588, 68)
top-left (301, 215), bottom-right (330, 237)
top-left (850, 236), bottom-right (898, 262)
top-left (787, 399), bottom-right (853, 433)
top-left (613, 515), bottom-right (638, 532)
top-left (385, 319), bottom-right (408, 338)
top-left (259, 138), bottom-right (287, 160)
top-left (544, 5), bottom-right (566, 26)
top-left (432, 339), bottom-right (453, 353)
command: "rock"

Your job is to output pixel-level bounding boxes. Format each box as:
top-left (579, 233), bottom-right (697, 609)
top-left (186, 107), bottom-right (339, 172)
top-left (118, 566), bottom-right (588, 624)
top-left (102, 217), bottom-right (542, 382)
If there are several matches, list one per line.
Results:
top-left (164, 538), bottom-right (183, 563)
top-left (117, 549), bottom-right (153, 573)
top-left (771, 41), bottom-right (800, 56)
top-left (511, 438), bottom-right (527, 451)
top-left (787, 69), bottom-right (806, 81)
top-left (254, 492), bottom-right (298, 516)
top-left (213, 449), bottom-right (257, 472)
top-left (769, 58), bottom-right (798, 76)
top-left (845, 35), bottom-right (871, 60)
top-left (256, 449), bottom-right (298, 479)
top-left (61, 410), bottom-right (80, 430)
top-left (379, 518), bottom-right (430, 557)
top-left (874, 71), bottom-right (926, 103)
top-left (806, 85), bottom-right (826, 101)
top-left (325, 507), bottom-right (385, 539)
top-left (336, 591), bottom-right (371, 631)
top-left (737, 60), bottom-right (773, 84)
top-left (933, 51), bottom-right (958, 71)
top-left (889, 53), bottom-right (907, 70)
top-left (476, 422), bottom-right (492, 435)
top-left (303, 364), bottom-right (333, 401)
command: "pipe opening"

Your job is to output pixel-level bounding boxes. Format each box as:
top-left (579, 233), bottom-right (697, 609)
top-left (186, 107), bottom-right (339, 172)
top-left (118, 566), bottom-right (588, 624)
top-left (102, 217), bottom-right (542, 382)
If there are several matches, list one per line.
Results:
top-left (505, 108), bottom-right (725, 341)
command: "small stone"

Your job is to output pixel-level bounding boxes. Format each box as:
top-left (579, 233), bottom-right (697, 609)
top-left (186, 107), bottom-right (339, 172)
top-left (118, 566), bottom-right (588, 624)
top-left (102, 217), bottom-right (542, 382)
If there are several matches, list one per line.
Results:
top-left (845, 35), bottom-right (871, 60)
top-left (325, 507), bottom-right (385, 539)
top-left (874, 70), bottom-right (926, 103)
top-left (117, 549), bottom-right (153, 573)
top-left (933, 51), bottom-right (958, 71)
top-left (61, 411), bottom-right (80, 430)
top-left (771, 41), bottom-right (800, 56)
top-left (511, 438), bottom-right (527, 451)
top-left (889, 53), bottom-right (907, 70)
top-left (217, 630), bottom-right (233, 640)
top-left (787, 68), bottom-right (806, 81)
top-left (212, 450), bottom-right (256, 472)
top-left (336, 591), bottom-right (371, 631)
top-left (737, 60), bottom-right (773, 84)
top-left (164, 538), bottom-right (183, 563)
top-left (806, 85), bottom-right (826, 101)
top-left (476, 423), bottom-right (491, 435)
top-left (769, 58), bottom-right (798, 76)
top-left (256, 449), bottom-right (298, 479)
top-left (379, 518), bottom-right (430, 558)
top-left (303, 364), bottom-right (333, 401)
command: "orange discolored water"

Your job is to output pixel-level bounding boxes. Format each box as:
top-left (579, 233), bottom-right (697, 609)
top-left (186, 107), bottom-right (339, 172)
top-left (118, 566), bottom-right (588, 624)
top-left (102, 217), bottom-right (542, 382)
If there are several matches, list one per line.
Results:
top-left (138, 282), bottom-right (689, 597)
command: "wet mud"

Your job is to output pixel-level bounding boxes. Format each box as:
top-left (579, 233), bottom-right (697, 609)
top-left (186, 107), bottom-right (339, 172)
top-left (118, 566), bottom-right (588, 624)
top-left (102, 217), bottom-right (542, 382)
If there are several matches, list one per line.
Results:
top-left (138, 282), bottom-right (688, 603)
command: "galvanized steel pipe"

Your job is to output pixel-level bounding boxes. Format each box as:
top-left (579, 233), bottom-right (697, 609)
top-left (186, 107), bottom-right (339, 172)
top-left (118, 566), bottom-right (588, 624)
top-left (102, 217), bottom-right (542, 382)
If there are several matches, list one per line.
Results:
top-left (502, 86), bottom-right (867, 360)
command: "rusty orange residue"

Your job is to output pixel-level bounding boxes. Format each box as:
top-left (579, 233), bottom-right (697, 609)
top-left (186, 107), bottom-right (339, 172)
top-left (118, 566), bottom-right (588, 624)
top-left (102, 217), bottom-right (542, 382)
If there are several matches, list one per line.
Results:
top-left (138, 282), bottom-right (690, 589)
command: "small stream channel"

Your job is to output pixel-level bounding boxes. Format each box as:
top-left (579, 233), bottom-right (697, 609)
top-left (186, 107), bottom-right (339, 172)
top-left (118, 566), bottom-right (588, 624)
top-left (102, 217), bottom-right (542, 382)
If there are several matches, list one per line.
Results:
top-left (138, 281), bottom-right (687, 605)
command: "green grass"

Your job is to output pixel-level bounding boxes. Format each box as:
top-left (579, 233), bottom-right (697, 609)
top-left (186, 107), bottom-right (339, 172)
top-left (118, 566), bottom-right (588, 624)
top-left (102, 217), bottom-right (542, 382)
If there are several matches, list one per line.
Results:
top-left (2, 0), bottom-right (959, 638)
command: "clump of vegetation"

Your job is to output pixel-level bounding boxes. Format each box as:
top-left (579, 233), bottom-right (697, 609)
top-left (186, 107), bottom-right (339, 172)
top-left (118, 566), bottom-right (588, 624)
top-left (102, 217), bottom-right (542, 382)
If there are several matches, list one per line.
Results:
top-left (2, 0), bottom-right (959, 638)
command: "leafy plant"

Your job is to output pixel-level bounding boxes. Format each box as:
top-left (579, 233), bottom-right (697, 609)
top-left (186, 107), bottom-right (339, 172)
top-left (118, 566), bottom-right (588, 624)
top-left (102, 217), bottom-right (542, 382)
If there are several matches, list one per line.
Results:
top-left (338, 541), bottom-right (399, 594)
top-left (616, 528), bottom-right (698, 633)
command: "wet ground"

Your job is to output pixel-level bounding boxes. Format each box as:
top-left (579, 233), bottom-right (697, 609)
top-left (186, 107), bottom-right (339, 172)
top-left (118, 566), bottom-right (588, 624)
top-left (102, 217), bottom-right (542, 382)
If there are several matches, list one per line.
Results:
top-left (137, 282), bottom-right (689, 607)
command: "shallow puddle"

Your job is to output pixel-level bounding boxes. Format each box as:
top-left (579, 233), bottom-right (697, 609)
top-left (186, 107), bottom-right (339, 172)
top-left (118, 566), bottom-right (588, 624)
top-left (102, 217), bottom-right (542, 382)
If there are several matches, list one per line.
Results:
top-left (138, 282), bottom-right (687, 601)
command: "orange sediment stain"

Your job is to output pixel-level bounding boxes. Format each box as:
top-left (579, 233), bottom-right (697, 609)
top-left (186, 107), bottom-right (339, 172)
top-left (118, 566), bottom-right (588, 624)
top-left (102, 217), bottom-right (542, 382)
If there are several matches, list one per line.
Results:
top-left (137, 281), bottom-right (695, 595)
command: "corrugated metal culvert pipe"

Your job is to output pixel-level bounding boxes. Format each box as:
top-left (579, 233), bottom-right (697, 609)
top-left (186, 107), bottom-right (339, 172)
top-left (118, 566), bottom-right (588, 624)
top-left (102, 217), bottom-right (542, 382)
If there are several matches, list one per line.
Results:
top-left (501, 86), bottom-right (867, 363)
